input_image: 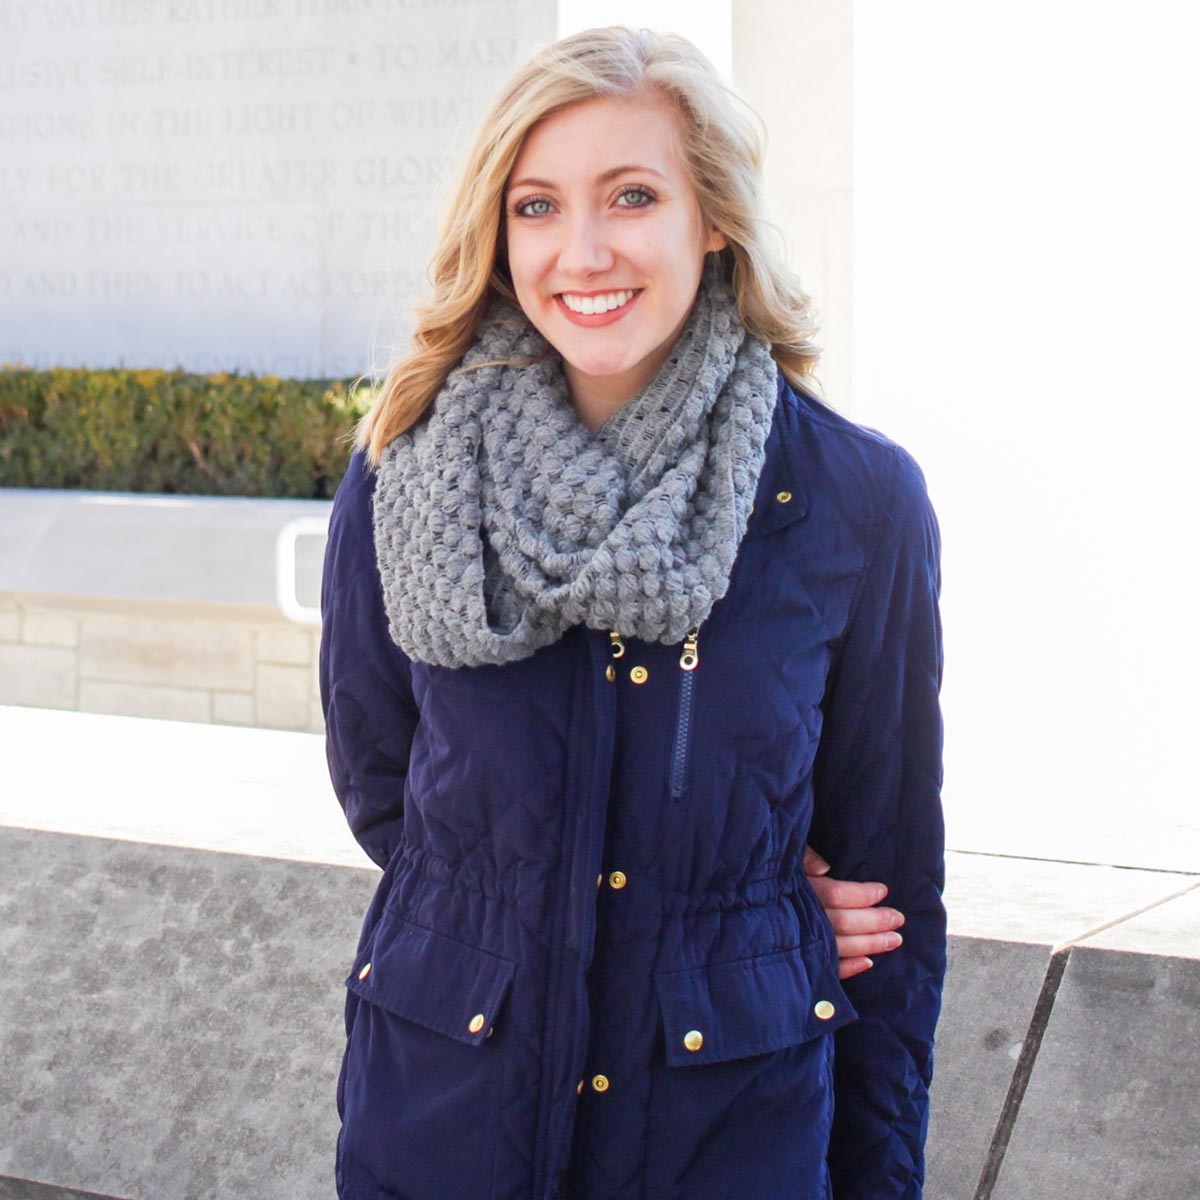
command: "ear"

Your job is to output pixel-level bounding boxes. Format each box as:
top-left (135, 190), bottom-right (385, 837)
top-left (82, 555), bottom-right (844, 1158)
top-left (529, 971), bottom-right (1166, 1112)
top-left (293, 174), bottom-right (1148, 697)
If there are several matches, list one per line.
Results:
top-left (705, 226), bottom-right (728, 253)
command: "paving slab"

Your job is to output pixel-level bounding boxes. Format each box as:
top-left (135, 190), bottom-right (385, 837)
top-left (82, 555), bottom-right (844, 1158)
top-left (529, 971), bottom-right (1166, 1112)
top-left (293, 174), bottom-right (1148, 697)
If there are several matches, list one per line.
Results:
top-left (944, 850), bottom-right (1196, 947)
top-left (1077, 883), bottom-right (1200, 959)
top-left (944, 798), bottom-right (1200, 877)
top-left (992, 946), bottom-right (1200, 1200)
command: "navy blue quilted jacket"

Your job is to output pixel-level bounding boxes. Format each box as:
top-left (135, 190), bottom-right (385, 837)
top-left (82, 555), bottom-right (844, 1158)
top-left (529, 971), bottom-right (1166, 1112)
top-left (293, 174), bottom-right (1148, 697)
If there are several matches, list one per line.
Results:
top-left (319, 374), bottom-right (946, 1200)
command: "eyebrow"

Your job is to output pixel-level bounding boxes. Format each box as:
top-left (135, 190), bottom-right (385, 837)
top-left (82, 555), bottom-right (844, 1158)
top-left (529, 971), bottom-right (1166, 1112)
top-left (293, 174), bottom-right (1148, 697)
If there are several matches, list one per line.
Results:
top-left (506, 164), bottom-right (669, 193)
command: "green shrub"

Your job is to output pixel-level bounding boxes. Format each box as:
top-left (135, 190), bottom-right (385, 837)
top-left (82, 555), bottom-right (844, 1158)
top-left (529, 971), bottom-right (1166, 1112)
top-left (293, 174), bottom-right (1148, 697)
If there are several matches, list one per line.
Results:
top-left (0, 366), bottom-right (374, 499)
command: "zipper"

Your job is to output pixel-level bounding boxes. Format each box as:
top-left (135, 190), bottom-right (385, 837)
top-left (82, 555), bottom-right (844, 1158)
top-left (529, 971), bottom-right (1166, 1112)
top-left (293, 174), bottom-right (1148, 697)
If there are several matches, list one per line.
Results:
top-left (537, 629), bottom-right (619, 1199)
top-left (668, 627), bottom-right (700, 800)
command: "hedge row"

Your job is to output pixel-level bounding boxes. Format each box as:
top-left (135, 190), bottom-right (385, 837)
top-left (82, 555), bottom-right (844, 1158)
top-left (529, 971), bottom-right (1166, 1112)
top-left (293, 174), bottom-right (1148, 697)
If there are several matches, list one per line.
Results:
top-left (0, 366), bottom-right (374, 499)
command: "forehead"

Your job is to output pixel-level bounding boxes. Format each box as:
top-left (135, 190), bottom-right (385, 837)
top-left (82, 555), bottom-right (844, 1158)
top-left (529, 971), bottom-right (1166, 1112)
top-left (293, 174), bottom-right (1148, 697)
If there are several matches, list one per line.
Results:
top-left (510, 94), bottom-right (687, 181)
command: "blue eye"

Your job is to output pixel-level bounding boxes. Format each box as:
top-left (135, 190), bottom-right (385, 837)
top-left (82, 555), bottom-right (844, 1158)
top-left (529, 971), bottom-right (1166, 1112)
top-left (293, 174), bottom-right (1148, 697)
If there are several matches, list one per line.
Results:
top-left (515, 196), bottom-right (553, 217)
top-left (616, 186), bottom-right (655, 208)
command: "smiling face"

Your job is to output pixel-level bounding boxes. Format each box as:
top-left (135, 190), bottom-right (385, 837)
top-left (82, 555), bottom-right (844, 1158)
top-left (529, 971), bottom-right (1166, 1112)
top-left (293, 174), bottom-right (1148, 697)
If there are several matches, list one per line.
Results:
top-left (504, 93), bottom-right (727, 420)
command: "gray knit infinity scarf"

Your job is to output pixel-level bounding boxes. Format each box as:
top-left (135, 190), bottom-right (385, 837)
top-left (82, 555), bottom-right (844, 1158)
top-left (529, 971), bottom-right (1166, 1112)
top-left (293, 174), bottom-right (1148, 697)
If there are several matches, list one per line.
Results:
top-left (372, 271), bottom-right (777, 669)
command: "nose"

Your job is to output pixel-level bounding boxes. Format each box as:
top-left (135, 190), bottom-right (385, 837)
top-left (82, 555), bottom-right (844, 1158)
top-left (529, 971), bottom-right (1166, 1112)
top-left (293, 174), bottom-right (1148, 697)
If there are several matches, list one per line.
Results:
top-left (557, 212), bottom-right (615, 278)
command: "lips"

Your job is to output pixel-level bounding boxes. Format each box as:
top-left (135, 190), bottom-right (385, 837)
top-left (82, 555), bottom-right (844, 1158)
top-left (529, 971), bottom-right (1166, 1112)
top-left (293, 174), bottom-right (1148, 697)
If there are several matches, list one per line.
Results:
top-left (559, 288), bottom-right (638, 315)
top-left (554, 288), bottom-right (642, 327)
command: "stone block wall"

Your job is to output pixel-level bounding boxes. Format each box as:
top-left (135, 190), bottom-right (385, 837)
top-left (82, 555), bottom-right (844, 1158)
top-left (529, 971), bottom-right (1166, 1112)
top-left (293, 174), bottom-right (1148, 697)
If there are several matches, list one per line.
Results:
top-left (1, 487), bottom-right (331, 733)
top-left (0, 595), bottom-right (323, 733)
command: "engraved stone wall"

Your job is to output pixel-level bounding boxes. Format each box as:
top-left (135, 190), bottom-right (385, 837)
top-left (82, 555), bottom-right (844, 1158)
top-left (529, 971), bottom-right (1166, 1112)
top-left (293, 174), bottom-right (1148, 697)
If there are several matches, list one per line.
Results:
top-left (0, 0), bottom-right (555, 378)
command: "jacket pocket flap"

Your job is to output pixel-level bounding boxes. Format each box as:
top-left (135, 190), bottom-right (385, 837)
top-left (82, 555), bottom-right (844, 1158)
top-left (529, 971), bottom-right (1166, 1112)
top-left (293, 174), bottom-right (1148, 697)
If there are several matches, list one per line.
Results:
top-left (655, 942), bottom-right (858, 1068)
top-left (346, 913), bottom-right (516, 1048)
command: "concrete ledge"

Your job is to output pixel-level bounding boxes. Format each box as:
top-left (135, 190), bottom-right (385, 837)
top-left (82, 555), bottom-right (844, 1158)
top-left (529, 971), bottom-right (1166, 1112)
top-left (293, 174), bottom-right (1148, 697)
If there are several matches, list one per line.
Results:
top-left (926, 936), bottom-right (1050, 1200)
top-left (4, 826), bottom-right (1195, 1200)
top-left (1, 707), bottom-right (1196, 1200)
top-left (0, 826), bottom-right (373, 1200)
top-left (0, 488), bottom-right (329, 610)
top-left (0, 707), bottom-right (356, 866)
top-left (941, 850), bottom-right (1199, 954)
top-left (991, 946), bottom-right (1200, 1200)
top-left (930, 854), bottom-right (1199, 1200)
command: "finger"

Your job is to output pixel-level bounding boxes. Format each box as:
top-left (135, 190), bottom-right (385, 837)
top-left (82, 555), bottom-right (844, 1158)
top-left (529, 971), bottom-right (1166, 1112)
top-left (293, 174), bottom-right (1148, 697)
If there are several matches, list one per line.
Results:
top-left (809, 875), bottom-right (888, 909)
top-left (838, 957), bottom-right (874, 980)
top-left (836, 931), bottom-right (903, 959)
top-left (803, 846), bottom-right (831, 876)
top-left (825, 907), bottom-right (905, 936)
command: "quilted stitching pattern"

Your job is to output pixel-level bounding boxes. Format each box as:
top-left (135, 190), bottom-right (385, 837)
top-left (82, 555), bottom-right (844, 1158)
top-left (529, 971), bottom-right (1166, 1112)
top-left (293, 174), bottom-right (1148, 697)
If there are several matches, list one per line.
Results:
top-left (321, 375), bottom-right (946, 1200)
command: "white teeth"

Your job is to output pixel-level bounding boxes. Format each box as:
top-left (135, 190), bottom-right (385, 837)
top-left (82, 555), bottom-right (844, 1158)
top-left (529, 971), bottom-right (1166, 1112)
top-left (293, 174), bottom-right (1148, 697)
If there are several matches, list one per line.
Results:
top-left (561, 289), bottom-right (635, 315)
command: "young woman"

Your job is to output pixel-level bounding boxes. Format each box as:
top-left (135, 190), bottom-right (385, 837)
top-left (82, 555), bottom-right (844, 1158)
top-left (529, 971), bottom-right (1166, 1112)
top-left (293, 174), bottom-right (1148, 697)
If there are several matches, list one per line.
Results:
top-left (320, 26), bottom-right (945, 1200)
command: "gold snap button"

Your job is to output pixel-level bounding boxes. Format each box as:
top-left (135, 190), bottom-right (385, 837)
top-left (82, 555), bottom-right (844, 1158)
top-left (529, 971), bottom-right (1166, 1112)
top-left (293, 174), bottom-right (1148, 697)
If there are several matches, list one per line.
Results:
top-left (487, 1027), bottom-right (495, 1038)
top-left (468, 1013), bottom-right (486, 1033)
top-left (591, 1074), bottom-right (610, 1092)
top-left (576, 1079), bottom-right (584, 1094)
top-left (814, 1000), bottom-right (836, 1021)
top-left (749, 504), bottom-right (755, 515)
top-left (605, 664), bottom-right (616, 682)
top-left (597, 872), bottom-right (603, 887)
top-left (776, 490), bottom-right (793, 504)
top-left (683, 1029), bottom-right (704, 1052)
top-left (630, 666), bottom-right (649, 684)
top-left (357, 962), bottom-right (372, 980)
top-left (608, 871), bottom-right (627, 890)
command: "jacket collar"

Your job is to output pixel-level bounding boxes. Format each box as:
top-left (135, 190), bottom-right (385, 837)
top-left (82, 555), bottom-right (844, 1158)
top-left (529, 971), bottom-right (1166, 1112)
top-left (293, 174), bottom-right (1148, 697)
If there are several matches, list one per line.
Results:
top-left (744, 373), bottom-right (808, 540)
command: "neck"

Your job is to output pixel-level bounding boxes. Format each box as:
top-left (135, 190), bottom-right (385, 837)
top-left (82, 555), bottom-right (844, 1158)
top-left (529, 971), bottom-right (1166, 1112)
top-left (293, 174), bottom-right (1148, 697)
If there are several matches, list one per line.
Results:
top-left (565, 370), bottom-right (640, 434)
top-left (564, 311), bottom-right (693, 435)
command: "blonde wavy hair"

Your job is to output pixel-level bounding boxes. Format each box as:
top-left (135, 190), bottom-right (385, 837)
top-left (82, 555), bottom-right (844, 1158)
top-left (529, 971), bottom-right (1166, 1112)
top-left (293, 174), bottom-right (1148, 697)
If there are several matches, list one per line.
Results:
top-left (356, 25), bottom-right (821, 465)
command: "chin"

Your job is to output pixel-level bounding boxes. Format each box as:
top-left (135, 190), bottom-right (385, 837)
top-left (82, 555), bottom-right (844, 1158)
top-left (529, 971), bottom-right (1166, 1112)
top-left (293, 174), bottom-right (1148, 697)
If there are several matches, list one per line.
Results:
top-left (557, 335), bottom-right (645, 378)
top-left (564, 352), bottom-right (636, 378)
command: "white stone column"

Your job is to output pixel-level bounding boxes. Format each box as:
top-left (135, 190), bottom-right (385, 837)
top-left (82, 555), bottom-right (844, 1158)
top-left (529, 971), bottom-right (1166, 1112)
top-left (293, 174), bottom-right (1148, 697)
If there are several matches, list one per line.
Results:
top-left (732, 1), bottom-right (854, 410)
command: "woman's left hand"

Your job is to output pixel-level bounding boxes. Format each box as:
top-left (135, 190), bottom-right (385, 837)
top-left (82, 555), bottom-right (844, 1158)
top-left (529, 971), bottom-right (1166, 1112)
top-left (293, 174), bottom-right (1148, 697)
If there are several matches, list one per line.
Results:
top-left (804, 846), bottom-right (906, 980)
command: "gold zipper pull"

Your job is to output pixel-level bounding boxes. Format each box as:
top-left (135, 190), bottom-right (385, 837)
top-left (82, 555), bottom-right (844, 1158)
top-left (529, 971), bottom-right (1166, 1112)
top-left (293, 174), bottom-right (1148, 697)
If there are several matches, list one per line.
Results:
top-left (679, 627), bottom-right (699, 671)
top-left (609, 631), bottom-right (626, 659)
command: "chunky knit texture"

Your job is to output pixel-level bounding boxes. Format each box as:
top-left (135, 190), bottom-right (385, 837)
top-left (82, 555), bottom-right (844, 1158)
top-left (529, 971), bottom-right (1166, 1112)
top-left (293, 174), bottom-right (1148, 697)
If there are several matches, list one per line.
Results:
top-left (372, 272), bottom-right (778, 668)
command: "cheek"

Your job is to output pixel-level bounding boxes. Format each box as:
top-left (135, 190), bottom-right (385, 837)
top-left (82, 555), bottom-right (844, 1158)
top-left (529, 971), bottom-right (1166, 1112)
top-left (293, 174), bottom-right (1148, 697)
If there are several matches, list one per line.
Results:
top-left (501, 232), bottom-right (530, 289)
top-left (504, 229), bottom-right (540, 288)
top-left (647, 223), bottom-right (706, 285)
top-left (617, 225), bottom-right (668, 270)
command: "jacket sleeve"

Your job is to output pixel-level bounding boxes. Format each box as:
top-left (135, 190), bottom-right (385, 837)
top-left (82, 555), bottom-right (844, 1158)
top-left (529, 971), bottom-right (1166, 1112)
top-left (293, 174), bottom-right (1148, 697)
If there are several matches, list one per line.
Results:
top-left (809, 445), bottom-right (946, 1200)
top-left (319, 450), bottom-right (420, 870)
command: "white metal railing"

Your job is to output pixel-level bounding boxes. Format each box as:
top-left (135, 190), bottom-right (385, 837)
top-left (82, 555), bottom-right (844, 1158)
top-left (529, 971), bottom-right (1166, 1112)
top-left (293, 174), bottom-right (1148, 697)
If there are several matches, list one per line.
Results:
top-left (274, 517), bottom-right (329, 626)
